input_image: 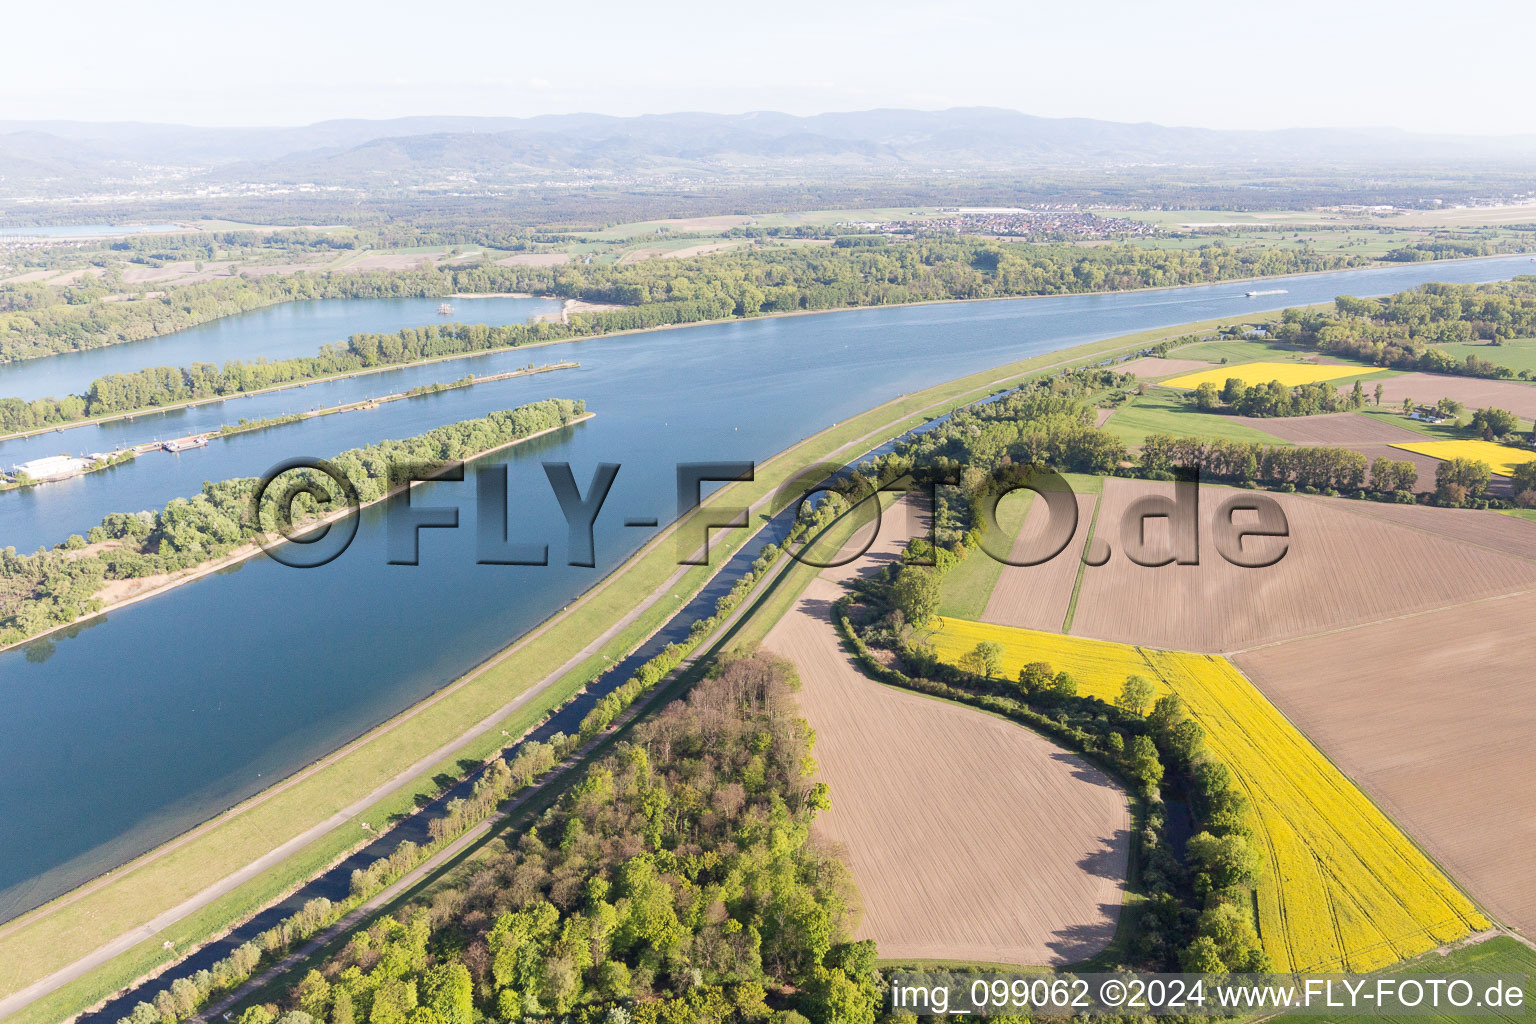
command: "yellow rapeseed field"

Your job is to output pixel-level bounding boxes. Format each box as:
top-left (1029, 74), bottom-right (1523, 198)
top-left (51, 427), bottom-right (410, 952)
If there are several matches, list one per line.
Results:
top-left (931, 617), bottom-right (1489, 972)
top-left (1159, 361), bottom-right (1374, 390)
top-left (1389, 439), bottom-right (1536, 478)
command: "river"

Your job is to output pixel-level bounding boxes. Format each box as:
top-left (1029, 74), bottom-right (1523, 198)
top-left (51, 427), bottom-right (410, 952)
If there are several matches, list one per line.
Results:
top-left (0, 294), bottom-right (562, 401)
top-left (0, 255), bottom-right (1532, 922)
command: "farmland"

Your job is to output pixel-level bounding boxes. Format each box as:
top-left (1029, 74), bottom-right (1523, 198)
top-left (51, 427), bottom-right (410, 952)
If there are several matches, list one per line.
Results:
top-left (1390, 439), bottom-right (1536, 477)
top-left (1067, 478), bottom-right (1536, 652)
top-left (1160, 361), bottom-right (1381, 390)
top-left (1311, 935), bottom-right (1536, 1024)
top-left (1357, 373), bottom-right (1536, 421)
top-left (981, 493), bottom-right (1099, 632)
top-left (1100, 390), bottom-right (1291, 446)
top-left (934, 489), bottom-right (1036, 620)
top-left (1114, 356), bottom-right (1216, 380)
top-left (928, 618), bottom-right (1489, 971)
top-left (1235, 591), bottom-right (1536, 939)
top-left (1437, 338), bottom-right (1536, 376)
top-left (765, 500), bottom-right (1132, 966)
top-left (1227, 410), bottom-right (1424, 445)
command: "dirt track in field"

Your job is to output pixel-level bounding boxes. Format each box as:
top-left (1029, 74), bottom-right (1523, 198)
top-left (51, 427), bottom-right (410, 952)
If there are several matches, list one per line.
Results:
top-left (1116, 356), bottom-right (1215, 379)
top-left (984, 493), bottom-right (1098, 632)
top-left (764, 497), bottom-right (1131, 965)
top-left (1067, 478), bottom-right (1536, 652)
top-left (1233, 591), bottom-right (1536, 938)
top-left (1345, 373), bottom-right (1536, 420)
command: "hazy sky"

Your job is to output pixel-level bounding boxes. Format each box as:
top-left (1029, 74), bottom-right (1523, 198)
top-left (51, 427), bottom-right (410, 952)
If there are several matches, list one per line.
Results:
top-left (12, 0), bottom-right (1534, 134)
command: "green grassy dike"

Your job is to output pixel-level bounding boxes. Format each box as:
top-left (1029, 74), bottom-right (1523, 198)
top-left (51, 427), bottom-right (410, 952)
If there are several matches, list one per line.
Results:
top-left (1, 310), bottom-right (1256, 1024)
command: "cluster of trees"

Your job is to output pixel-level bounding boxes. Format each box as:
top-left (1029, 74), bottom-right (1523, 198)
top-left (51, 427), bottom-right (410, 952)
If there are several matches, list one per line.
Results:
top-left (0, 400), bottom-right (587, 646)
top-left (576, 534), bottom-right (798, 739)
top-left (1512, 461), bottom-right (1536, 507)
top-left (120, 728), bottom-right (585, 1024)
top-left (231, 650), bottom-right (877, 1024)
top-left (836, 532), bottom-right (1269, 973)
top-left (1189, 376), bottom-right (1370, 418)
top-left (1382, 239), bottom-right (1523, 263)
top-left (905, 387), bottom-right (1131, 476)
top-left (522, 239), bottom-right (1370, 314)
top-left (1434, 458), bottom-right (1494, 506)
top-left (1470, 406), bottom-right (1522, 439)
top-left (1272, 278), bottom-right (1536, 380)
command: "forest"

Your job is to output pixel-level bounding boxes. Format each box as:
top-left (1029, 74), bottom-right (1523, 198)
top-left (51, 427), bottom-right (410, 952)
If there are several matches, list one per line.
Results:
top-left (1273, 276), bottom-right (1536, 378)
top-left (0, 399), bottom-right (587, 646)
top-left (212, 650), bottom-right (879, 1024)
top-left (0, 237), bottom-right (1374, 367)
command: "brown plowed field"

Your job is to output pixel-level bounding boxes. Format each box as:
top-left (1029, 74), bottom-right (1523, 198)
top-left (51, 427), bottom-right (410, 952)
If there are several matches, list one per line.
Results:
top-left (1116, 356), bottom-right (1216, 379)
top-left (764, 497), bottom-right (1131, 965)
top-left (1233, 591), bottom-right (1536, 937)
top-left (984, 494), bottom-right (1098, 632)
top-left (1345, 373), bottom-right (1536, 420)
top-left (1228, 411), bottom-right (1424, 445)
top-left (1068, 478), bottom-right (1536, 652)
top-left (1338, 501), bottom-right (1536, 559)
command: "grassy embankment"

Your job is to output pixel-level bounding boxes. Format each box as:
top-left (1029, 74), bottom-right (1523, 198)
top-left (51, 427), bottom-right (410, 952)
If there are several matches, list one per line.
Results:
top-left (0, 311), bottom-right (1259, 1024)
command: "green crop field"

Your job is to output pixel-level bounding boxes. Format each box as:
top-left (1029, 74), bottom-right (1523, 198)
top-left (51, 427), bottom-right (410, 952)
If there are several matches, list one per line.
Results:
top-left (1309, 936), bottom-right (1535, 1024)
top-left (1101, 390), bottom-right (1290, 446)
top-left (935, 490), bottom-right (1034, 620)
top-left (1438, 339), bottom-right (1536, 375)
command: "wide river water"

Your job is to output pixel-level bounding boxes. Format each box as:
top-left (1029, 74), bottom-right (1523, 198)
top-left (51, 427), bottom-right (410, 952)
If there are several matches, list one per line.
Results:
top-left (0, 255), bottom-right (1532, 921)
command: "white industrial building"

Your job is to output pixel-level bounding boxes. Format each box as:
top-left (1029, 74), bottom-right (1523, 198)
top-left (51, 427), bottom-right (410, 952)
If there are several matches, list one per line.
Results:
top-left (9, 454), bottom-right (95, 482)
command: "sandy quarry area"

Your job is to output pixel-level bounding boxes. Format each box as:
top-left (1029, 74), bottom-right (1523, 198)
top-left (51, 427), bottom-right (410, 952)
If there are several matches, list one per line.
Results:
top-left (1067, 477), bottom-right (1536, 652)
top-left (1234, 590), bottom-right (1536, 937)
top-left (764, 497), bottom-right (1131, 965)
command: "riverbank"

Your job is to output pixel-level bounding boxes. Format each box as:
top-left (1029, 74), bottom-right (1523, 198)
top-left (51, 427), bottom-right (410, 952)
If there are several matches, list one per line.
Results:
top-left (0, 310), bottom-right (1251, 1024)
top-left (0, 411), bottom-right (596, 660)
top-left (5, 249), bottom-right (1526, 444)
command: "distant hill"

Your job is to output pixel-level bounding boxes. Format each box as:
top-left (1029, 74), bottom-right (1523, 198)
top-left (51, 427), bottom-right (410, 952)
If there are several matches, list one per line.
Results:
top-left (3, 107), bottom-right (1535, 188)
